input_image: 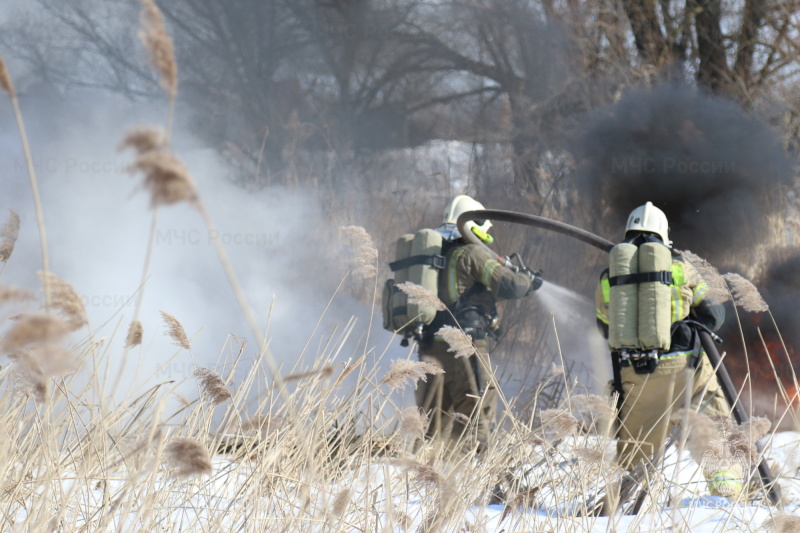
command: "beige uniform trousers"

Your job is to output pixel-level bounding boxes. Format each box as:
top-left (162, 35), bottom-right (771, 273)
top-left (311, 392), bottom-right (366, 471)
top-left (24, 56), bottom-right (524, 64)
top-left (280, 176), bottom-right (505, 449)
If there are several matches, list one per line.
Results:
top-left (616, 352), bottom-right (730, 470)
top-left (415, 339), bottom-right (498, 451)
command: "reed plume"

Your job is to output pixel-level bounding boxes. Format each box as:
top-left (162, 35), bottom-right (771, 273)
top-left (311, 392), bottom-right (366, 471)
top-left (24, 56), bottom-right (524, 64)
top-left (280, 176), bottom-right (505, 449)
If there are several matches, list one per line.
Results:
top-left (3, 314), bottom-right (73, 402)
top-left (675, 410), bottom-right (720, 464)
top-left (37, 272), bottom-right (87, 331)
top-left (125, 320), bottom-right (143, 347)
top-left (763, 514), bottom-right (800, 533)
top-left (331, 488), bottom-right (350, 517)
top-left (241, 415), bottom-right (285, 439)
top-left (679, 250), bottom-right (730, 305)
top-left (501, 486), bottom-right (541, 523)
top-left (723, 273), bottom-right (769, 313)
top-left (395, 281), bottom-right (446, 312)
top-left (539, 409), bottom-right (578, 442)
top-left (573, 447), bottom-right (606, 464)
top-left (0, 209), bottom-right (20, 264)
top-left (436, 325), bottom-right (474, 359)
top-left (139, 0), bottom-right (177, 98)
top-left (163, 438), bottom-right (212, 479)
top-left (0, 285), bottom-right (34, 307)
top-left (339, 225), bottom-right (378, 279)
top-left (381, 359), bottom-right (443, 390)
top-left (160, 311), bottom-right (190, 349)
top-left (10, 344), bottom-right (75, 402)
top-left (119, 127), bottom-right (167, 155)
top-left (0, 56), bottom-right (14, 97)
top-left (1, 313), bottom-right (69, 352)
top-left (193, 367), bottom-right (232, 406)
top-left (127, 150), bottom-right (198, 208)
top-left (572, 394), bottom-right (616, 423)
top-left (397, 407), bottom-right (427, 439)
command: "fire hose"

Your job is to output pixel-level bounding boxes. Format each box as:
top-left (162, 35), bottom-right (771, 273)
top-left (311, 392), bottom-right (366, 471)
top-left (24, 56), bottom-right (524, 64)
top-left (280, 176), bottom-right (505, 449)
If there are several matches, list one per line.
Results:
top-left (457, 209), bottom-right (781, 505)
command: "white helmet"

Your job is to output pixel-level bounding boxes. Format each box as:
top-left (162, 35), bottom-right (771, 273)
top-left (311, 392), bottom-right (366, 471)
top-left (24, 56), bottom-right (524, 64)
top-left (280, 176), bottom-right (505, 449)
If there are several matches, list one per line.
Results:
top-left (625, 201), bottom-right (671, 247)
top-left (442, 195), bottom-right (492, 239)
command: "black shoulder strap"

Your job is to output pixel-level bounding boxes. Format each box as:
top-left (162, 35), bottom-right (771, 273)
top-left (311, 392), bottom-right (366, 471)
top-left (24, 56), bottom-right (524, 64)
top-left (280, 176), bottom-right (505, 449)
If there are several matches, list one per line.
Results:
top-left (389, 254), bottom-right (446, 272)
top-left (608, 271), bottom-right (673, 286)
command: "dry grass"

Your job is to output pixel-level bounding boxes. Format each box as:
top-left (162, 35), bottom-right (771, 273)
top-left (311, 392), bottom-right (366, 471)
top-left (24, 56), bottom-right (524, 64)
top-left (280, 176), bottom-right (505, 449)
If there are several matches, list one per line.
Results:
top-left (723, 272), bottom-right (770, 313)
top-left (339, 225), bottom-right (378, 279)
top-left (125, 320), bottom-right (144, 347)
top-left (160, 310), bottom-right (190, 349)
top-left (395, 281), bottom-right (446, 312)
top-left (193, 367), bottom-right (232, 406)
top-left (436, 325), bottom-right (475, 358)
top-left (37, 272), bottom-right (87, 330)
top-left (0, 56), bottom-right (14, 97)
top-left (0, 209), bottom-right (20, 264)
top-left (380, 358), bottom-right (444, 390)
top-left (126, 149), bottom-right (198, 208)
top-left (139, 0), bottom-right (177, 98)
top-left (119, 126), bottom-right (167, 154)
top-left (163, 437), bottom-right (212, 479)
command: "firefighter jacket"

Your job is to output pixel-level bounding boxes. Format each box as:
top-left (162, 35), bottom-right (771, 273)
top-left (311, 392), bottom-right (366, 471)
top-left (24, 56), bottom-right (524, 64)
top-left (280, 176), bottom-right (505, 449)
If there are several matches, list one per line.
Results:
top-left (594, 256), bottom-right (725, 353)
top-left (424, 241), bottom-right (532, 343)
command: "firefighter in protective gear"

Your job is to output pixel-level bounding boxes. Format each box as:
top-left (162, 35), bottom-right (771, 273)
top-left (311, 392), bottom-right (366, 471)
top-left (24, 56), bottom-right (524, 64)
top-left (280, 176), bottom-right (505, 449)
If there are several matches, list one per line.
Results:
top-left (415, 195), bottom-right (541, 452)
top-left (595, 202), bottom-right (741, 502)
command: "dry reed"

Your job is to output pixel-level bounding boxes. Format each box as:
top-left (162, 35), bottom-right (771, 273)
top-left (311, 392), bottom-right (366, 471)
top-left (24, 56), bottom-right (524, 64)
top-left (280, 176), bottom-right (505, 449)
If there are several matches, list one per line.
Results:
top-left (0, 56), bottom-right (14, 97)
top-left (160, 311), bottom-right (190, 349)
top-left (381, 359), bottom-right (444, 390)
top-left (679, 250), bottom-right (730, 305)
top-left (676, 410), bottom-right (721, 464)
top-left (193, 367), bottom-right (232, 406)
top-left (37, 272), bottom-right (87, 330)
top-left (0, 284), bottom-right (34, 307)
top-left (331, 488), bottom-right (351, 517)
top-left (283, 366), bottom-right (334, 382)
top-left (572, 394), bottom-right (616, 422)
top-left (119, 127), bottom-right (167, 154)
top-left (163, 437), bottom-right (212, 479)
top-left (241, 415), bottom-right (285, 439)
top-left (573, 447), bottom-right (606, 464)
top-left (139, 0), bottom-right (177, 97)
top-left (539, 409), bottom-right (578, 442)
top-left (436, 325), bottom-right (475, 358)
top-left (0, 209), bottom-right (20, 263)
top-left (125, 320), bottom-right (144, 347)
top-left (395, 281), bottom-right (446, 311)
top-left (723, 273), bottom-right (769, 313)
top-left (339, 226), bottom-right (378, 279)
top-left (397, 407), bottom-right (427, 439)
top-left (127, 150), bottom-right (198, 208)
top-left (1, 313), bottom-right (69, 352)
top-left (333, 354), bottom-right (366, 387)
top-left (501, 486), bottom-right (541, 523)
top-left (763, 514), bottom-right (800, 533)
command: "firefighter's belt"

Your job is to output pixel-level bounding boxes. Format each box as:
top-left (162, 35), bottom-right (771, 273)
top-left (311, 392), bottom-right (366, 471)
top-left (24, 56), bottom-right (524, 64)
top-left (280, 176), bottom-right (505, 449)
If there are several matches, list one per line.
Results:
top-left (608, 271), bottom-right (672, 286)
top-left (389, 254), bottom-right (447, 271)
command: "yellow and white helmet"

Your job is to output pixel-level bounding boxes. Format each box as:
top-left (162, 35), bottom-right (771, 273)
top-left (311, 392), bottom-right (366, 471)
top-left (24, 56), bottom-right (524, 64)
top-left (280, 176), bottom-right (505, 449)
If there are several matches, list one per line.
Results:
top-left (442, 195), bottom-right (492, 242)
top-left (625, 201), bottom-right (671, 247)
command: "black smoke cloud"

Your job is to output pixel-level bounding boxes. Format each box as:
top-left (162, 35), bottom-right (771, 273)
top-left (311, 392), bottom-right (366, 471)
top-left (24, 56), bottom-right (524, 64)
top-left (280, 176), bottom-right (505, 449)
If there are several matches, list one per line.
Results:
top-left (572, 84), bottom-right (793, 262)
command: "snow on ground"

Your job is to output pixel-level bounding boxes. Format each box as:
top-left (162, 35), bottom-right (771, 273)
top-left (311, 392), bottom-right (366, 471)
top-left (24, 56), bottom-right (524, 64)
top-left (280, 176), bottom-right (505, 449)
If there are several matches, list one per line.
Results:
top-left (5, 431), bottom-right (800, 532)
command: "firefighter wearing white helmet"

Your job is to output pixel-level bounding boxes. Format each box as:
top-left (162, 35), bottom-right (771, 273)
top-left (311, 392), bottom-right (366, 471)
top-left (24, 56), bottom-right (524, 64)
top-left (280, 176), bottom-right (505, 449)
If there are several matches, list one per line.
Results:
top-left (414, 195), bottom-right (542, 453)
top-left (624, 200), bottom-right (672, 247)
top-left (594, 202), bottom-right (739, 510)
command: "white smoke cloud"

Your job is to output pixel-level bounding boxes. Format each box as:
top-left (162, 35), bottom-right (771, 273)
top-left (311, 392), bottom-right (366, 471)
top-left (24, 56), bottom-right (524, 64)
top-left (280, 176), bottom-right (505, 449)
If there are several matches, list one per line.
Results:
top-left (0, 87), bottom-right (406, 413)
